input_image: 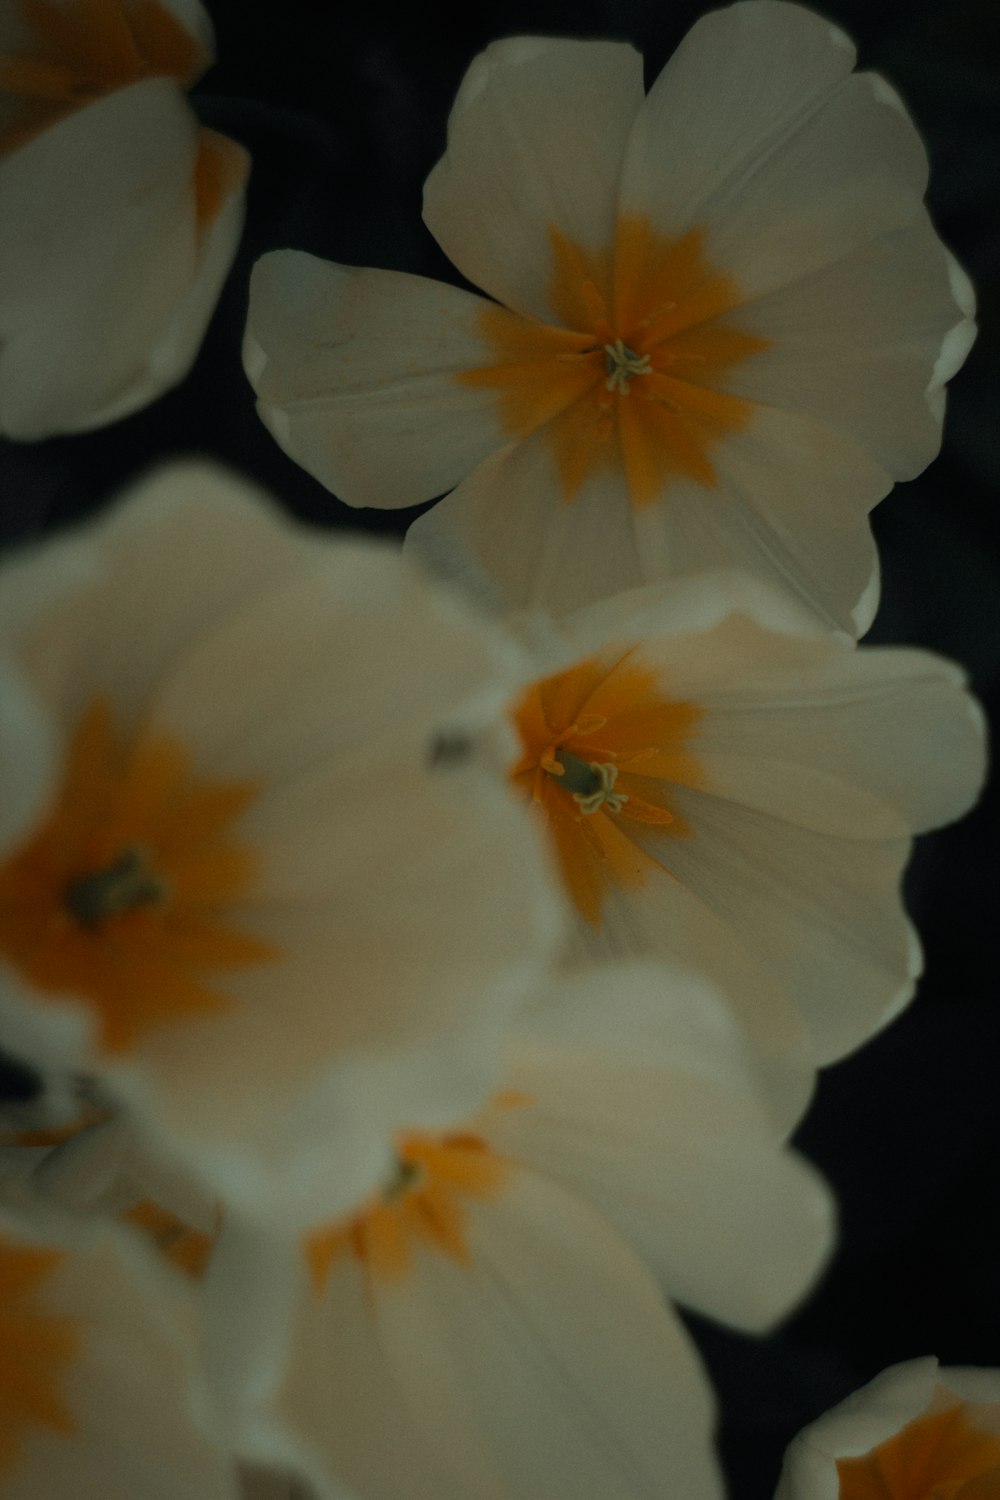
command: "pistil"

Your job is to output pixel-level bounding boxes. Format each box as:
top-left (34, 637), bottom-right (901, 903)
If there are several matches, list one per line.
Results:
top-left (603, 339), bottom-right (652, 395)
top-left (544, 750), bottom-right (628, 815)
top-left (65, 847), bottom-right (166, 928)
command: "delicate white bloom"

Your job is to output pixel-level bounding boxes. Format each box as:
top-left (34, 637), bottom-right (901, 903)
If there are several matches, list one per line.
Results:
top-left (208, 962), bottom-right (834, 1500)
top-left (0, 1204), bottom-right (240, 1499)
top-left (505, 573), bottom-right (986, 1122)
top-left (244, 1), bottom-right (974, 633)
top-left (775, 1356), bottom-right (1000, 1500)
top-left (0, 463), bottom-right (563, 1225)
top-left (0, 0), bottom-right (249, 438)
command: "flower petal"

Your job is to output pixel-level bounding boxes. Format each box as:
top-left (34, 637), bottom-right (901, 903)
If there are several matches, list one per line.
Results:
top-left (724, 216), bottom-right (976, 480)
top-left (487, 963), bottom-right (834, 1333)
top-left (270, 1170), bottom-right (722, 1500)
top-left (0, 1207), bottom-right (238, 1500)
top-left (620, 4), bottom-right (927, 296)
top-left (423, 38), bottom-right (644, 321)
top-left (0, 79), bottom-right (246, 438)
top-left (245, 251), bottom-right (508, 507)
top-left (407, 428), bottom-right (649, 617)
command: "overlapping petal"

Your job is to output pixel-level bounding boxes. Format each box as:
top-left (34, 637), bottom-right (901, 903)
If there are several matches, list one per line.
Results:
top-left (508, 574), bottom-right (986, 1080)
top-left (776, 1357), bottom-right (1000, 1500)
top-left (0, 1205), bottom-right (239, 1499)
top-left (247, 2), bottom-right (975, 632)
top-left (0, 464), bottom-right (563, 1224)
top-left (0, 0), bottom-right (248, 438)
top-left (207, 961), bottom-right (834, 1500)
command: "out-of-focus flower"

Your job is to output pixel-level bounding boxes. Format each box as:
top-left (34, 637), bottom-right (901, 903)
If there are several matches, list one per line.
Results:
top-left (210, 962), bottom-right (834, 1500)
top-left (245, 1), bottom-right (973, 633)
top-left (0, 0), bottom-right (249, 438)
top-left (0, 464), bottom-right (563, 1225)
top-left (775, 1356), bottom-right (1000, 1499)
top-left (0, 1204), bottom-right (240, 1499)
top-left (506, 574), bottom-right (985, 1120)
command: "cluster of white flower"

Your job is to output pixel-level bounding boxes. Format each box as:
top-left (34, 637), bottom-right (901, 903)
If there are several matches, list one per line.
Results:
top-left (0, 2), bottom-right (993, 1498)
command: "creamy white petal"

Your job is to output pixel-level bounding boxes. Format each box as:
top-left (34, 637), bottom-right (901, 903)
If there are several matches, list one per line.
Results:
top-left (0, 1207), bottom-right (238, 1500)
top-left (486, 963), bottom-right (834, 1331)
top-left (273, 1170), bottom-right (721, 1500)
top-left (570, 878), bottom-right (815, 1134)
top-left (621, 4), bottom-right (927, 296)
top-left (726, 215), bottom-right (975, 479)
top-left (409, 405), bottom-right (888, 633)
top-left (774, 1357), bottom-right (1000, 1500)
top-left (407, 430), bottom-right (650, 617)
top-left (424, 38), bottom-right (644, 321)
top-left (0, 464), bottom-right (563, 1225)
top-left (639, 785), bottom-right (919, 1063)
top-left (635, 407), bottom-right (889, 636)
top-left (0, 80), bottom-right (246, 438)
top-left (245, 252), bottom-right (506, 507)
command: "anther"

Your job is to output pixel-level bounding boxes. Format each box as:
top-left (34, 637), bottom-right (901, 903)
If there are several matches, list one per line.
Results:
top-left (603, 339), bottom-right (652, 395)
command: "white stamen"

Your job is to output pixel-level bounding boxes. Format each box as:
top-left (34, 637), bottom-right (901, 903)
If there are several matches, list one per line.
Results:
top-left (604, 339), bottom-right (652, 395)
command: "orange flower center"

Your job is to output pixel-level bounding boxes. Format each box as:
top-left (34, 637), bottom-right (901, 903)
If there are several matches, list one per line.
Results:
top-left (0, 0), bottom-right (209, 154)
top-left (460, 215), bottom-right (769, 507)
top-left (509, 648), bottom-right (704, 926)
top-left (0, 696), bottom-right (279, 1056)
top-left (0, 1235), bottom-right (80, 1477)
top-left (306, 1128), bottom-right (509, 1288)
top-left (837, 1396), bottom-right (1000, 1499)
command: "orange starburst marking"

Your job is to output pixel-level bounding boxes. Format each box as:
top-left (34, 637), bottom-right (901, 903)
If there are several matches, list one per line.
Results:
top-left (0, 696), bottom-right (280, 1056)
top-left (836, 1397), bottom-right (1000, 1500)
top-left (306, 1128), bottom-right (510, 1291)
top-left (0, 0), bottom-right (209, 153)
top-left (459, 214), bottom-right (769, 508)
top-left (509, 648), bottom-right (705, 927)
top-left (0, 1235), bottom-right (81, 1477)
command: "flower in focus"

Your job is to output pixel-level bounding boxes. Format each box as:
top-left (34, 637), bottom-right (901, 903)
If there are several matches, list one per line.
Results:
top-left (0, 463), bottom-right (563, 1224)
top-left (506, 574), bottom-right (985, 1119)
top-left (775, 1356), bottom-right (1000, 1499)
top-left (245, 1), bottom-right (974, 633)
top-left (0, 0), bottom-right (249, 438)
top-left (0, 1205), bottom-right (240, 1498)
top-left (210, 962), bottom-right (834, 1500)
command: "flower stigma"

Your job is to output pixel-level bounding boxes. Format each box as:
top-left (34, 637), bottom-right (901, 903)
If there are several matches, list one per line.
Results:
top-left (603, 339), bottom-right (652, 395)
top-left (543, 750), bottom-right (628, 815)
top-left (64, 846), bottom-right (166, 929)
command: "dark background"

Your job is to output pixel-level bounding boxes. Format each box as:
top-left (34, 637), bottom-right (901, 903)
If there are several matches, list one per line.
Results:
top-left (1, 2), bottom-right (998, 1495)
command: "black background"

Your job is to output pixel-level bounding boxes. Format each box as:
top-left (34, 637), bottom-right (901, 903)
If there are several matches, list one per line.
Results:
top-left (1, 2), bottom-right (998, 1496)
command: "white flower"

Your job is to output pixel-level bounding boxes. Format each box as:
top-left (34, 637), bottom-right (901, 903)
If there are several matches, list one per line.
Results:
top-left (244, 1), bottom-right (973, 634)
top-left (0, 463), bottom-right (563, 1225)
top-left (0, 0), bottom-right (249, 438)
top-left (505, 573), bottom-right (985, 1122)
top-left (0, 1204), bottom-right (240, 1499)
top-left (207, 962), bottom-right (834, 1500)
top-left (775, 1356), bottom-right (1000, 1500)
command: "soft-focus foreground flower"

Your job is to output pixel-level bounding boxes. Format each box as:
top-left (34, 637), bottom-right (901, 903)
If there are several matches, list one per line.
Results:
top-left (209, 962), bottom-right (834, 1500)
top-left (0, 463), bottom-right (562, 1224)
top-left (0, 0), bottom-right (249, 438)
top-left (0, 1204), bottom-right (239, 1499)
top-left (775, 1356), bottom-right (1000, 1499)
top-left (506, 574), bottom-right (985, 1117)
top-left (245, 1), bottom-right (974, 632)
